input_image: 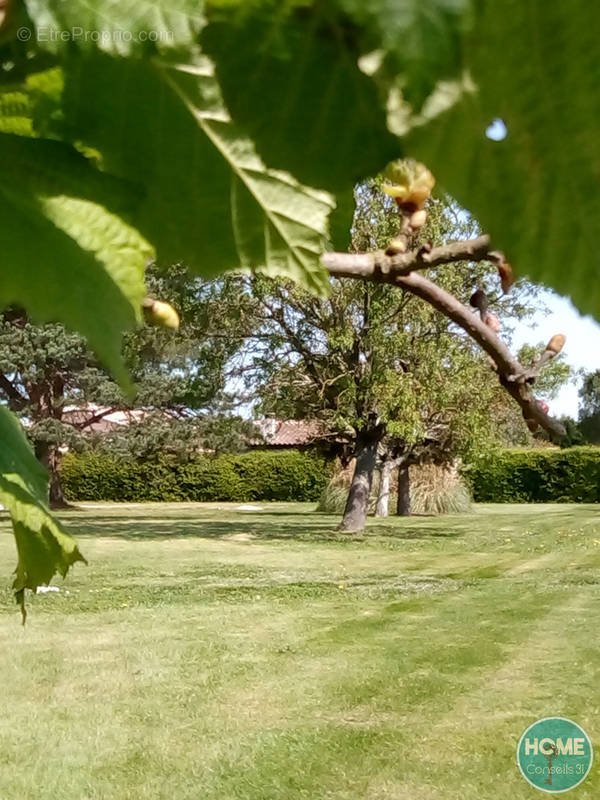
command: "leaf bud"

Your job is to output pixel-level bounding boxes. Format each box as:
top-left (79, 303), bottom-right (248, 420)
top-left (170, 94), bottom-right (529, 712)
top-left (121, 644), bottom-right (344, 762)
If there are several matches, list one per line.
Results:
top-left (410, 209), bottom-right (428, 229)
top-left (385, 237), bottom-right (407, 255)
top-left (498, 261), bottom-right (515, 293)
top-left (142, 298), bottom-right (180, 330)
top-left (545, 334), bottom-right (566, 355)
top-left (484, 312), bottom-right (501, 332)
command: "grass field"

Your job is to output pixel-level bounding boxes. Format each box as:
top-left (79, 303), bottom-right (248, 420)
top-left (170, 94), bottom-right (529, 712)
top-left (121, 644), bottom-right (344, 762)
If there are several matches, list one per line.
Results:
top-left (1, 502), bottom-right (600, 799)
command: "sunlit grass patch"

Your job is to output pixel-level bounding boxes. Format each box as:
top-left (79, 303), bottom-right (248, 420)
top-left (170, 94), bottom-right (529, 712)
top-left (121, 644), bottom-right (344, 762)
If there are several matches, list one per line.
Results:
top-left (1, 502), bottom-right (599, 799)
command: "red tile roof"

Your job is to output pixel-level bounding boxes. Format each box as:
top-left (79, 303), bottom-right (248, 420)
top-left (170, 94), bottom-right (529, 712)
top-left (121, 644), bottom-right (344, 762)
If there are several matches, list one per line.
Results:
top-left (61, 405), bottom-right (167, 433)
top-left (254, 418), bottom-right (326, 446)
top-left (61, 407), bottom-right (328, 448)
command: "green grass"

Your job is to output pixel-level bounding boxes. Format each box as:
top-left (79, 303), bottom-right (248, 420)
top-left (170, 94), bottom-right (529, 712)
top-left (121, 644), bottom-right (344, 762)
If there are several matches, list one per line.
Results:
top-left (2, 502), bottom-right (600, 799)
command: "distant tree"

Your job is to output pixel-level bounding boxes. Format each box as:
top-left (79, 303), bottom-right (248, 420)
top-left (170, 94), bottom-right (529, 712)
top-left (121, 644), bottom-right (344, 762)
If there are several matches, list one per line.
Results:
top-left (557, 416), bottom-right (585, 448)
top-left (578, 370), bottom-right (600, 444)
top-left (0, 310), bottom-right (114, 507)
top-left (0, 265), bottom-right (252, 506)
top-left (243, 183), bottom-right (555, 529)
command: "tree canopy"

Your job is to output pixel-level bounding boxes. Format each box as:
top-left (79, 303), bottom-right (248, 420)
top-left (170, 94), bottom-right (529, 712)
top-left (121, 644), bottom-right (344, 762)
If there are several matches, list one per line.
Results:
top-left (250, 190), bottom-right (535, 448)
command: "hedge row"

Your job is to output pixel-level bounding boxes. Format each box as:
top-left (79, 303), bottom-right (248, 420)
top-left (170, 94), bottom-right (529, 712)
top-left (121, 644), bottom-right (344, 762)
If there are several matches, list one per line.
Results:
top-left (468, 446), bottom-right (600, 503)
top-left (61, 450), bottom-right (333, 502)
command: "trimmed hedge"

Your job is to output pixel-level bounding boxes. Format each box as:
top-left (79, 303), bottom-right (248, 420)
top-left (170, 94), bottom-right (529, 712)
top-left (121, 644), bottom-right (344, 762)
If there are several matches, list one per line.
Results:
top-left (61, 449), bottom-right (333, 503)
top-left (468, 446), bottom-right (600, 503)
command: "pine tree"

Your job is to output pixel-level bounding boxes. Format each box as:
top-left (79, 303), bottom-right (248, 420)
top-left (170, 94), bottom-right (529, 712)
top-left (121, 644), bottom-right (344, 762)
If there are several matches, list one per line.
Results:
top-left (0, 265), bottom-right (254, 506)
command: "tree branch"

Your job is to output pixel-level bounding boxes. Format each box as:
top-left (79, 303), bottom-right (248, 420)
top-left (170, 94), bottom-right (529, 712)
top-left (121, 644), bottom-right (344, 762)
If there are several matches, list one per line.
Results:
top-left (398, 271), bottom-right (521, 376)
top-left (0, 372), bottom-right (28, 411)
top-left (321, 241), bottom-right (566, 439)
top-left (321, 235), bottom-right (491, 280)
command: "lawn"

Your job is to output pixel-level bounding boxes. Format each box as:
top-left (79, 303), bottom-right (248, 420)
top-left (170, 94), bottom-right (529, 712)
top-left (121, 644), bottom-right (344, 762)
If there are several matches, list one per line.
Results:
top-left (1, 502), bottom-right (600, 799)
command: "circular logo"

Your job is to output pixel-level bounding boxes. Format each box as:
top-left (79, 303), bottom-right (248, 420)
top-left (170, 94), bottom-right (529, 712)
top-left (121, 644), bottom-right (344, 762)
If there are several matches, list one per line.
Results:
top-left (517, 717), bottom-right (593, 793)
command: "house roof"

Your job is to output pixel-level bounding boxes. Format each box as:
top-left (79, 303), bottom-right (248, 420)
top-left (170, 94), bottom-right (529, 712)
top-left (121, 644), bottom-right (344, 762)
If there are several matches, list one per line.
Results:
top-left (62, 404), bottom-right (159, 434)
top-left (253, 418), bottom-right (326, 447)
top-left (61, 405), bottom-right (329, 448)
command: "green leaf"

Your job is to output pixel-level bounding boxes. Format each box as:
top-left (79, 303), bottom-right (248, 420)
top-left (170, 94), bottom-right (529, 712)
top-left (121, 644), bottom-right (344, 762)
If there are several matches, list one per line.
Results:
top-left (24, 0), bottom-right (205, 56)
top-left (407, 0), bottom-right (600, 317)
top-left (0, 90), bottom-right (33, 135)
top-left (0, 407), bottom-right (85, 621)
top-left (60, 53), bottom-right (334, 292)
top-left (0, 67), bottom-right (64, 137)
top-left (336, 0), bottom-right (472, 108)
top-left (201, 5), bottom-right (400, 196)
top-left (0, 133), bottom-right (151, 385)
top-left (11, 0), bottom-right (600, 319)
top-left (201, 1), bottom-right (469, 244)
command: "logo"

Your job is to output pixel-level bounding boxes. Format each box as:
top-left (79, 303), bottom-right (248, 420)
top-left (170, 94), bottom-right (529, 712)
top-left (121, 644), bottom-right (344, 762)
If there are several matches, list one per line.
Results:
top-left (516, 717), bottom-right (593, 793)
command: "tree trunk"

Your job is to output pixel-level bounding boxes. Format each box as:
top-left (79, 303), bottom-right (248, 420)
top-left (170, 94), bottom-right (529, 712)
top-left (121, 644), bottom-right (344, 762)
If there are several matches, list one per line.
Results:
top-left (396, 461), bottom-right (411, 516)
top-left (35, 441), bottom-right (69, 509)
top-left (339, 434), bottom-right (379, 532)
top-left (375, 458), bottom-right (393, 517)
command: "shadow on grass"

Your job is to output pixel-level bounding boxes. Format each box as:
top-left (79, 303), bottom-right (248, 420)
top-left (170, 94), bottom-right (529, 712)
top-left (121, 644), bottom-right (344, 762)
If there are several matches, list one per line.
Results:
top-left (58, 512), bottom-right (467, 543)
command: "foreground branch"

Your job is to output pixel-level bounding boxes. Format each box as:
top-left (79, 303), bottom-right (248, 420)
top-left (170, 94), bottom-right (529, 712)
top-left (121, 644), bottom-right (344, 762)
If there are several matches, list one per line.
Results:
top-left (321, 240), bottom-right (566, 439)
top-left (400, 272), bottom-right (565, 437)
top-left (321, 235), bottom-right (491, 280)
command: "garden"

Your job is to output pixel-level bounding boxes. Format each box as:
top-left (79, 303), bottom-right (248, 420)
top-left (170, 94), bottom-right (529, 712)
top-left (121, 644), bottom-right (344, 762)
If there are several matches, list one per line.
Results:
top-left (2, 1), bottom-right (600, 797)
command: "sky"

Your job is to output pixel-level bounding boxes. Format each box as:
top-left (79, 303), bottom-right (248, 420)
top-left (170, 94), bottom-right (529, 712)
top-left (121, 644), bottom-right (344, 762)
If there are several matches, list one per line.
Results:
top-left (511, 291), bottom-right (600, 418)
